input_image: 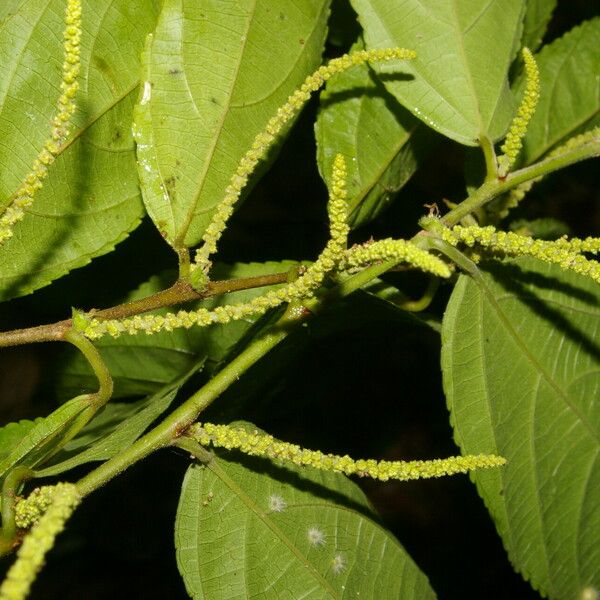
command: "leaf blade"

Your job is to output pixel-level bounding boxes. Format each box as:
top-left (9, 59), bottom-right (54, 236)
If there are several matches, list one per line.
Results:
top-left (351, 0), bottom-right (524, 145)
top-left (520, 17), bottom-right (600, 164)
top-left (175, 439), bottom-right (437, 599)
top-left (135, 0), bottom-right (330, 248)
top-left (0, 0), bottom-right (161, 299)
top-left (442, 258), bottom-right (600, 598)
top-left (315, 39), bottom-right (431, 228)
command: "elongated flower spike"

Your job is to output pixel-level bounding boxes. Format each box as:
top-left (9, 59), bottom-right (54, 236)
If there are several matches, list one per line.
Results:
top-left (192, 46), bottom-right (416, 274)
top-left (0, 484), bottom-right (80, 600)
top-left (498, 48), bottom-right (540, 177)
top-left (442, 225), bottom-right (600, 283)
top-left (188, 422), bottom-right (506, 482)
top-left (77, 154), bottom-right (350, 339)
top-left (341, 238), bottom-right (452, 278)
top-left (0, 0), bottom-right (81, 245)
top-left (493, 125), bottom-right (600, 220)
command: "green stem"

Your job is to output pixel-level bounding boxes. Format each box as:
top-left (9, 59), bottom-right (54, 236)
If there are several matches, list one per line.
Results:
top-left (75, 304), bottom-right (306, 497)
top-left (479, 134), bottom-right (499, 182)
top-left (65, 330), bottom-right (113, 405)
top-left (400, 277), bottom-right (439, 312)
top-left (0, 467), bottom-right (33, 549)
top-left (442, 138), bottom-right (600, 227)
top-left (74, 258), bottom-right (408, 498)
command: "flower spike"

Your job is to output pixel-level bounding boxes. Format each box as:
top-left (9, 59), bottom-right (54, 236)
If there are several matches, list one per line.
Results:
top-left (0, 484), bottom-right (80, 600)
top-left (192, 47), bottom-right (416, 273)
top-left (188, 422), bottom-right (506, 482)
top-left (442, 225), bottom-right (600, 283)
top-left (498, 48), bottom-right (540, 177)
top-left (77, 153), bottom-right (350, 339)
top-left (0, 0), bottom-right (81, 245)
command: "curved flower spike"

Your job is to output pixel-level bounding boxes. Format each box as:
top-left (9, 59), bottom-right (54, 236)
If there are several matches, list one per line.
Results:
top-left (0, 0), bottom-right (81, 245)
top-left (442, 225), bottom-right (600, 283)
top-left (498, 48), bottom-right (540, 177)
top-left (0, 484), bottom-right (80, 600)
top-left (188, 422), bottom-right (506, 482)
top-left (193, 47), bottom-right (416, 273)
top-left (77, 154), bottom-right (350, 339)
top-left (341, 238), bottom-right (452, 278)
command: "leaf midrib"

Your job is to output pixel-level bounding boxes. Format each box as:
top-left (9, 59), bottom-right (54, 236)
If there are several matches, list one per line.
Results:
top-left (177, 1), bottom-right (256, 249)
top-left (209, 458), bottom-right (341, 599)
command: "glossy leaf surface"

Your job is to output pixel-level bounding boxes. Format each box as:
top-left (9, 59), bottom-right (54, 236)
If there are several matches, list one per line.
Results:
top-left (442, 258), bottom-right (600, 598)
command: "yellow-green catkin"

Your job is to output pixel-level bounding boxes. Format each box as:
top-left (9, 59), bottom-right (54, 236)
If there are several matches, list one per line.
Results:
top-left (78, 154), bottom-right (350, 340)
top-left (442, 225), bottom-right (600, 283)
top-left (0, 484), bottom-right (80, 600)
top-left (341, 238), bottom-right (452, 278)
top-left (192, 47), bottom-right (416, 273)
top-left (495, 125), bottom-right (600, 219)
top-left (188, 422), bottom-right (506, 482)
top-left (0, 0), bottom-right (81, 245)
top-left (498, 48), bottom-right (540, 177)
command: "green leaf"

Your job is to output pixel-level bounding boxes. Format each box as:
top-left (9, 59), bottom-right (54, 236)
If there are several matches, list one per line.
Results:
top-left (521, 0), bottom-right (557, 51)
top-left (315, 39), bottom-right (431, 228)
top-left (58, 261), bottom-right (302, 398)
top-left (175, 439), bottom-right (436, 599)
top-left (0, 0), bottom-right (160, 300)
top-left (520, 17), bottom-right (600, 164)
top-left (351, 0), bottom-right (524, 145)
top-left (0, 420), bottom-right (37, 461)
top-left (441, 257), bottom-right (600, 598)
top-left (134, 0), bottom-right (330, 249)
top-left (37, 362), bottom-right (200, 477)
top-left (0, 394), bottom-right (90, 481)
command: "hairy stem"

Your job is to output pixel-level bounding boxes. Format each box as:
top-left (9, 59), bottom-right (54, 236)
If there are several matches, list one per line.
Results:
top-left (0, 272), bottom-right (290, 348)
top-left (74, 303), bottom-right (309, 497)
top-left (442, 137), bottom-right (600, 227)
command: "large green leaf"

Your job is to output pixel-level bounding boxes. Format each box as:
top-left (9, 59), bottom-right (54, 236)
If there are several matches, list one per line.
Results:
top-left (0, 0), bottom-right (160, 300)
top-left (351, 0), bottom-right (524, 146)
top-left (520, 17), bottom-right (600, 165)
top-left (134, 0), bottom-right (330, 249)
top-left (37, 363), bottom-right (201, 477)
top-left (58, 261), bottom-right (301, 398)
top-left (175, 436), bottom-right (436, 599)
top-left (441, 257), bottom-right (600, 598)
top-left (521, 0), bottom-right (556, 51)
top-left (315, 39), bottom-right (430, 228)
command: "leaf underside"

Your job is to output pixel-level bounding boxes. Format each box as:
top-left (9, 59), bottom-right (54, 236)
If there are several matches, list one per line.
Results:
top-left (175, 434), bottom-right (436, 599)
top-left (442, 257), bottom-right (600, 598)
top-left (134, 0), bottom-right (330, 249)
top-left (351, 0), bottom-right (524, 146)
top-left (0, 0), bottom-right (161, 300)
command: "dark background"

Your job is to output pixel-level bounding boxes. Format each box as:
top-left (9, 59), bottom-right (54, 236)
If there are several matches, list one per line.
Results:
top-left (1, 2), bottom-right (599, 598)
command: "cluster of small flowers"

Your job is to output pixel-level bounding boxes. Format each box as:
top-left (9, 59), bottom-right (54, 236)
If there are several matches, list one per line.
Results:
top-left (192, 46), bottom-right (416, 272)
top-left (341, 238), bottom-right (452, 278)
top-left (13, 484), bottom-right (74, 530)
top-left (498, 47), bottom-right (540, 177)
top-left (0, 484), bottom-right (80, 600)
top-left (79, 154), bottom-right (350, 339)
top-left (442, 225), bottom-right (600, 283)
top-left (0, 0), bottom-right (81, 245)
top-left (499, 125), bottom-right (600, 219)
top-left (189, 422), bottom-right (506, 482)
